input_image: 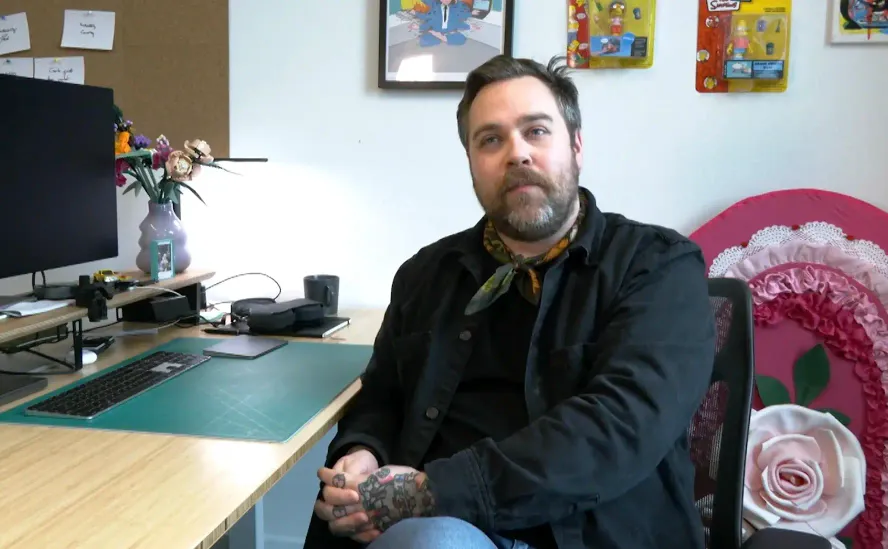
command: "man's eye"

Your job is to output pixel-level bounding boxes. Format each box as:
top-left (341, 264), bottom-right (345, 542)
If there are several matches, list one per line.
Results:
top-left (528, 128), bottom-right (548, 137)
top-left (480, 136), bottom-right (499, 146)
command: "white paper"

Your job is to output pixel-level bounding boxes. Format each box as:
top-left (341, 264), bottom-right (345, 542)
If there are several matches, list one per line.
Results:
top-left (61, 9), bottom-right (115, 51)
top-left (0, 12), bottom-right (31, 55)
top-left (0, 57), bottom-right (33, 77)
top-left (34, 57), bottom-right (85, 84)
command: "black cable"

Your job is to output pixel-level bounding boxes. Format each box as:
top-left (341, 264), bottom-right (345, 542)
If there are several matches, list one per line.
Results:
top-left (205, 272), bottom-right (282, 300)
top-left (30, 270), bottom-right (46, 291)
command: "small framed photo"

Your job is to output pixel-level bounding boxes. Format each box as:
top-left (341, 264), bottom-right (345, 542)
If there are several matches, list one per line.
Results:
top-left (150, 239), bottom-right (174, 281)
top-left (828, 0), bottom-right (888, 44)
top-left (378, 0), bottom-right (515, 90)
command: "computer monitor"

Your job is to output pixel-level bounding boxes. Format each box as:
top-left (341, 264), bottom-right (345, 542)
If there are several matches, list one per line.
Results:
top-left (0, 75), bottom-right (118, 280)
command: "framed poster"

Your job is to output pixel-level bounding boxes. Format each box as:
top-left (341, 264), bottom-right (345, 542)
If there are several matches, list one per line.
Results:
top-left (378, 0), bottom-right (515, 90)
top-left (829, 0), bottom-right (888, 44)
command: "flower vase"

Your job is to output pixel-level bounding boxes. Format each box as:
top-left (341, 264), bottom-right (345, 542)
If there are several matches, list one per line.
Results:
top-left (135, 201), bottom-right (191, 275)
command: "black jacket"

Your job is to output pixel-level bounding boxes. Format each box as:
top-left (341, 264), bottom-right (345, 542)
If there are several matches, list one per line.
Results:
top-left (304, 188), bottom-right (716, 549)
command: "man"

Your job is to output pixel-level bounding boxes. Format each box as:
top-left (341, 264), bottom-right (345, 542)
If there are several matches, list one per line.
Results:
top-left (304, 55), bottom-right (716, 549)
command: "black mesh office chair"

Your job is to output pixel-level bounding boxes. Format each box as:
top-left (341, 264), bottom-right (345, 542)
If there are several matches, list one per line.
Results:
top-left (690, 277), bottom-right (831, 549)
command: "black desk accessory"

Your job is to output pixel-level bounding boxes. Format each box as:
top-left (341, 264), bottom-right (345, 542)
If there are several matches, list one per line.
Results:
top-left (303, 275), bottom-right (339, 316)
top-left (202, 335), bottom-right (288, 359)
top-left (74, 275), bottom-right (113, 322)
top-left (231, 298), bottom-right (326, 333)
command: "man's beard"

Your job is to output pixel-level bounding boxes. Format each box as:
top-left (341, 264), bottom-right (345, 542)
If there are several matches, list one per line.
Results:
top-left (475, 158), bottom-right (579, 243)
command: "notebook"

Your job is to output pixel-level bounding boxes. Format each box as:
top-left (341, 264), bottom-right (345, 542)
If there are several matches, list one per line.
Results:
top-left (0, 299), bottom-right (72, 317)
top-left (202, 335), bottom-right (288, 359)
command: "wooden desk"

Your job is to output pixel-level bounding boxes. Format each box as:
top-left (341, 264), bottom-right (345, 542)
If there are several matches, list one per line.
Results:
top-left (0, 308), bottom-right (384, 549)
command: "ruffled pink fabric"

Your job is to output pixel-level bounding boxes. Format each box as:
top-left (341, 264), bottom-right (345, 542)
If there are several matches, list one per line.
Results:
top-left (725, 241), bottom-right (888, 318)
top-left (748, 266), bottom-right (888, 549)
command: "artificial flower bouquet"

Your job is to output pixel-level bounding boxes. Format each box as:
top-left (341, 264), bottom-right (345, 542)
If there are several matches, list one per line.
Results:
top-left (113, 105), bottom-right (232, 205)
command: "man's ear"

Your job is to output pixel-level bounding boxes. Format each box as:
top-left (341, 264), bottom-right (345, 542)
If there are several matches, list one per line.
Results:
top-left (573, 130), bottom-right (584, 170)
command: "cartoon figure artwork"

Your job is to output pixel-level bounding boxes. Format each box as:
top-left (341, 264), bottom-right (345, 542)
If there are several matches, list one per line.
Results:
top-left (568, 0), bottom-right (657, 69)
top-left (380, 0), bottom-right (514, 88)
top-left (727, 20), bottom-right (750, 59)
top-left (695, 0), bottom-right (792, 94)
top-left (609, 1), bottom-right (626, 34)
top-left (828, 0), bottom-right (888, 43)
top-left (414, 0), bottom-right (474, 47)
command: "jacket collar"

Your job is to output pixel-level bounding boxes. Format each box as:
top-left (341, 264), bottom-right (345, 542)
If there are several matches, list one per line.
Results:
top-left (451, 186), bottom-right (605, 273)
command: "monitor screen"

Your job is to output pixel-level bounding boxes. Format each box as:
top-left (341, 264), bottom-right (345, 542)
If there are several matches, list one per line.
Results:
top-left (0, 75), bottom-right (118, 280)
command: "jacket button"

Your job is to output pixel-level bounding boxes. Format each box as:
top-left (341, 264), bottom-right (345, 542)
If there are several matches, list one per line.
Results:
top-left (425, 407), bottom-right (439, 420)
top-left (459, 330), bottom-right (472, 341)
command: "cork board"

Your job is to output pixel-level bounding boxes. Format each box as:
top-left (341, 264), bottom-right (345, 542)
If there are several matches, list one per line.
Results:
top-left (1, 0), bottom-right (230, 157)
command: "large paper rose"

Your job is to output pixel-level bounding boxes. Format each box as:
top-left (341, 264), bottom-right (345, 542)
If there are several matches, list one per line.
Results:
top-left (743, 404), bottom-right (865, 539)
top-left (184, 139), bottom-right (213, 162)
top-left (165, 150), bottom-right (195, 182)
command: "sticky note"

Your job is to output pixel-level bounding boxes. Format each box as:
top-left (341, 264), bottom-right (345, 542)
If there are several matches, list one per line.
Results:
top-left (34, 56), bottom-right (85, 84)
top-left (0, 12), bottom-right (31, 56)
top-left (61, 9), bottom-right (115, 51)
top-left (0, 57), bottom-right (33, 77)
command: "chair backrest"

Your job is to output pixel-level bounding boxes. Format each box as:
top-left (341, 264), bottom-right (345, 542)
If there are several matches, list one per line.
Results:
top-left (688, 277), bottom-right (755, 549)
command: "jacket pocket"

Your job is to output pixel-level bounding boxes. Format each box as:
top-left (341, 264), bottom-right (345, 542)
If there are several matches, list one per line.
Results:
top-left (547, 343), bottom-right (602, 402)
top-left (392, 331), bottom-right (431, 393)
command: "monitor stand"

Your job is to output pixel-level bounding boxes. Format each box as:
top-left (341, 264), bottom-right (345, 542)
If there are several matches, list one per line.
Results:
top-left (0, 374), bottom-right (47, 408)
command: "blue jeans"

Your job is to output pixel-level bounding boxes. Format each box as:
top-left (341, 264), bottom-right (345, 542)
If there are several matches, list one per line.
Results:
top-left (367, 517), bottom-right (531, 549)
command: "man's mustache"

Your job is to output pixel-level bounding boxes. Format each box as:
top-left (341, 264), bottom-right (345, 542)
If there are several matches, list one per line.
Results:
top-left (502, 167), bottom-right (550, 194)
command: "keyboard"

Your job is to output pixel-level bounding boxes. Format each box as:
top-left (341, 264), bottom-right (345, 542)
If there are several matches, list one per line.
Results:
top-left (24, 351), bottom-right (211, 420)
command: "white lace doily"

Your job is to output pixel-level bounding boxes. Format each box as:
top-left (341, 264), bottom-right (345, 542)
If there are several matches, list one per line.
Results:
top-left (709, 222), bottom-right (888, 279)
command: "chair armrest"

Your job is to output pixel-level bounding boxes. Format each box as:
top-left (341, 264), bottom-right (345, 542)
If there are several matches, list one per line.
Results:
top-left (740, 528), bottom-right (832, 549)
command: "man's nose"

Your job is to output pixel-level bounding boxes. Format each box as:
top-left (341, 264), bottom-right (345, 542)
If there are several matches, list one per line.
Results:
top-left (506, 137), bottom-right (532, 167)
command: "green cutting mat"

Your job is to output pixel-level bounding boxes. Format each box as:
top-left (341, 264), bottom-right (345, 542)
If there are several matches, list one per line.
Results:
top-left (0, 337), bottom-right (372, 443)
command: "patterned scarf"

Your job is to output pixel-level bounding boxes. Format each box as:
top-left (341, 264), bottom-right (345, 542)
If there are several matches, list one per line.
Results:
top-left (464, 193), bottom-right (587, 315)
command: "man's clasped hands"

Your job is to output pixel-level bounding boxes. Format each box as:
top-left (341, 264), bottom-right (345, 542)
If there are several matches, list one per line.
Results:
top-left (313, 446), bottom-right (437, 544)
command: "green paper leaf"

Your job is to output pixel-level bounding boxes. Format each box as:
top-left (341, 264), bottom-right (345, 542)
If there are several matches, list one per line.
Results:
top-left (818, 408), bottom-right (852, 426)
top-left (115, 150), bottom-right (152, 160)
top-left (122, 180), bottom-right (140, 195)
top-left (794, 344), bottom-right (831, 406)
top-left (176, 181), bottom-right (206, 205)
top-left (204, 161), bottom-right (239, 175)
top-left (838, 535), bottom-right (853, 548)
top-left (755, 375), bottom-right (791, 406)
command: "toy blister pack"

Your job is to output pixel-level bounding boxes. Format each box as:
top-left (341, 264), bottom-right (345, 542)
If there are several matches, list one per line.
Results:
top-left (695, 0), bottom-right (792, 93)
top-left (568, 0), bottom-right (657, 69)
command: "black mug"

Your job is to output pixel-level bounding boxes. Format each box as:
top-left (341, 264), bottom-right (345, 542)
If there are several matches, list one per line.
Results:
top-left (303, 274), bottom-right (339, 316)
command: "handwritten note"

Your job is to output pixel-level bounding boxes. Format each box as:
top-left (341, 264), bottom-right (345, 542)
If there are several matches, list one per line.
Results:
top-left (0, 57), bottom-right (34, 78)
top-left (0, 12), bottom-right (31, 56)
top-left (34, 57), bottom-right (85, 84)
top-left (61, 10), bottom-right (115, 50)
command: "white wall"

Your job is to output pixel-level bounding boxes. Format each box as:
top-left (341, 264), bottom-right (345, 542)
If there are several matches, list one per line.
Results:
top-left (2, 1), bottom-right (885, 547)
top-left (177, 0), bottom-right (888, 311)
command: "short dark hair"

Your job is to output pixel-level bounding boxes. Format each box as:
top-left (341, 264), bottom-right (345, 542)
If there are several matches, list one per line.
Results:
top-left (456, 55), bottom-right (582, 150)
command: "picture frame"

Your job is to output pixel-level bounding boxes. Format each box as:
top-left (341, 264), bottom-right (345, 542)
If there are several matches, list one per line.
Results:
top-left (150, 239), bottom-right (174, 281)
top-left (378, 0), bottom-right (515, 90)
top-left (828, 0), bottom-right (888, 44)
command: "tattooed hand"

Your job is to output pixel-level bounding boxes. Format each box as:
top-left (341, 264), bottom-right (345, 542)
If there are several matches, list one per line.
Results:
top-left (317, 465), bottom-right (437, 535)
top-left (357, 466), bottom-right (437, 532)
top-left (313, 448), bottom-right (382, 543)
